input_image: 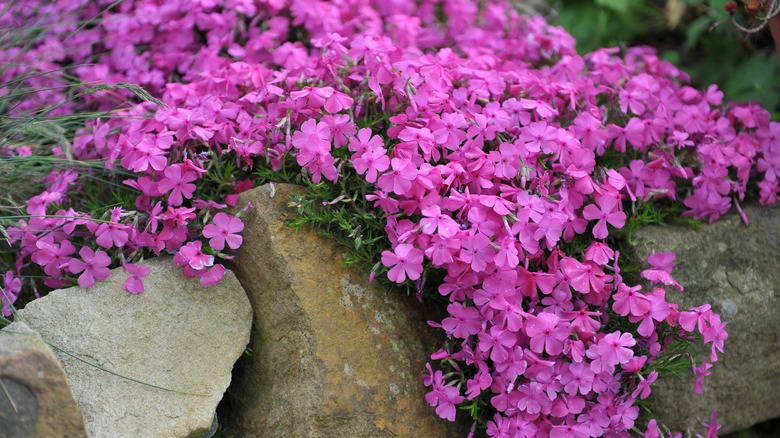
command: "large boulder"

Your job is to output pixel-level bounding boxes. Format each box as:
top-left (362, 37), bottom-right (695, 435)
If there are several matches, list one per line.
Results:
top-left (17, 258), bottom-right (252, 438)
top-left (633, 203), bottom-right (780, 434)
top-left (0, 322), bottom-right (88, 438)
top-left (224, 183), bottom-right (465, 437)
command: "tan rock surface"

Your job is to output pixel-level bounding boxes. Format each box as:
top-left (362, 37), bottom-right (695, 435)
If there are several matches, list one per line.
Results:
top-left (0, 322), bottom-right (89, 438)
top-left (633, 203), bottom-right (780, 434)
top-left (18, 258), bottom-right (252, 438)
top-left (225, 183), bottom-right (466, 437)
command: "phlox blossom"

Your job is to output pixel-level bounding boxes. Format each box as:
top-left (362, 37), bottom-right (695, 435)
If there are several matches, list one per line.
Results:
top-left (1, 271), bottom-right (22, 317)
top-left (173, 241), bottom-right (214, 271)
top-left (381, 244), bottom-right (424, 283)
top-left (525, 312), bottom-right (568, 356)
top-left (202, 213), bottom-right (244, 251)
top-left (582, 194), bottom-right (626, 239)
top-left (158, 164), bottom-right (198, 206)
top-left (352, 144), bottom-right (390, 183)
top-left (68, 247), bottom-right (111, 288)
top-left (122, 263), bottom-right (151, 294)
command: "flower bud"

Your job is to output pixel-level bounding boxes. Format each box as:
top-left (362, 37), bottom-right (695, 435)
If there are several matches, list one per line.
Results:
top-left (745, 0), bottom-right (762, 14)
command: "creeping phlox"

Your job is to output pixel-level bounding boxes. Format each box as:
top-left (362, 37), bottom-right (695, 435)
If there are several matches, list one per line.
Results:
top-left (2, 0), bottom-right (775, 436)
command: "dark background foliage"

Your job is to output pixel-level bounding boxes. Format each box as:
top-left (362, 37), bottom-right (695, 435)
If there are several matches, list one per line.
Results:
top-left (556, 0), bottom-right (780, 116)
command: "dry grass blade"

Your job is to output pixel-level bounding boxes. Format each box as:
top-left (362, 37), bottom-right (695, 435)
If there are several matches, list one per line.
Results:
top-left (0, 377), bottom-right (19, 414)
top-left (78, 82), bottom-right (167, 108)
top-left (17, 120), bottom-right (72, 160)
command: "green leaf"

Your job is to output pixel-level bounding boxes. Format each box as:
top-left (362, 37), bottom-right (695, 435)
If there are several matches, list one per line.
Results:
top-left (722, 51), bottom-right (780, 110)
top-left (595, 0), bottom-right (631, 15)
top-left (682, 15), bottom-right (716, 53)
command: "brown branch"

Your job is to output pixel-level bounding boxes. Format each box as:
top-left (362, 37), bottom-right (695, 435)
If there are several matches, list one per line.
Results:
top-left (768, 0), bottom-right (780, 65)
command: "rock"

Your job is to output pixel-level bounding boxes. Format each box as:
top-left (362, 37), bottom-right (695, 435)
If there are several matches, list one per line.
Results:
top-left (224, 183), bottom-right (466, 437)
top-left (0, 322), bottom-right (88, 438)
top-left (17, 258), bottom-right (252, 438)
top-left (632, 203), bottom-right (780, 434)
top-left (723, 416), bottom-right (780, 438)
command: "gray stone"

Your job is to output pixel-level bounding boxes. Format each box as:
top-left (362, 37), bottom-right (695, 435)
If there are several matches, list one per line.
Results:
top-left (633, 203), bottom-right (780, 434)
top-left (0, 322), bottom-right (88, 438)
top-left (17, 258), bottom-right (252, 438)
top-left (224, 183), bottom-right (467, 437)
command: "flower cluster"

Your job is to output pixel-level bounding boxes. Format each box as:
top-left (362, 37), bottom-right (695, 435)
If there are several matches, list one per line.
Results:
top-left (1, 0), bottom-right (776, 435)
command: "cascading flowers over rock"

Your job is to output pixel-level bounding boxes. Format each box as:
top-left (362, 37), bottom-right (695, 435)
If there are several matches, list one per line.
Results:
top-left (2, 0), bottom-right (776, 436)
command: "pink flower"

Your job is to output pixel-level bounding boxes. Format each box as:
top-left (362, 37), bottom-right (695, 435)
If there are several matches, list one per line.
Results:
top-left (494, 237), bottom-right (520, 270)
top-left (173, 241), bottom-right (214, 271)
top-left (488, 142), bottom-right (521, 180)
top-left (584, 242), bottom-right (615, 266)
top-left (69, 247), bottom-right (112, 288)
top-left (612, 283), bottom-right (650, 317)
top-left (704, 411), bottom-right (721, 438)
top-left (561, 362), bottom-right (594, 396)
top-left (525, 312), bottom-right (568, 356)
top-left (324, 91), bottom-right (354, 114)
top-left (293, 119), bottom-right (331, 154)
top-left (158, 164), bottom-right (198, 206)
top-left (628, 288), bottom-right (672, 337)
top-left (193, 199), bottom-right (227, 210)
top-left (679, 304), bottom-right (712, 333)
top-left (122, 263), bottom-right (151, 294)
top-left (641, 267), bottom-right (683, 291)
top-left (550, 423), bottom-right (590, 438)
top-left (459, 233), bottom-right (495, 273)
top-left (200, 264), bottom-right (226, 287)
top-left (520, 121), bottom-right (558, 153)
top-left (424, 235), bottom-right (459, 267)
top-left (516, 382), bottom-right (552, 415)
top-left (583, 194), bottom-right (626, 239)
top-left (647, 251), bottom-right (676, 273)
top-left (441, 303), bottom-right (482, 338)
top-left (352, 144), bottom-right (390, 183)
top-left (701, 312), bottom-right (728, 361)
top-left (631, 370), bottom-right (658, 400)
top-left (571, 112), bottom-right (609, 152)
top-left (202, 213), bottom-right (244, 251)
top-left (563, 307), bottom-right (602, 339)
top-left (692, 358), bottom-right (713, 394)
top-left (591, 331), bottom-right (636, 370)
top-left (381, 243), bottom-right (424, 283)
top-left (296, 133), bottom-right (338, 183)
top-left (1, 271), bottom-right (22, 317)
top-left (428, 383), bottom-right (463, 422)
top-left (32, 240), bottom-right (76, 276)
top-left (562, 258), bottom-right (608, 295)
top-left (130, 142), bottom-right (167, 172)
top-left (420, 205), bottom-right (459, 238)
top-left (376, 158), bottom-right (418, 196)
top-left (94, 222), bottom-right (129, 249)
top-left (423, 363), bottom-right (464, 422)
top-left (348, 128), bottom-right (383, 154)
top-left (430, 112), bottom-right (467, 150)
top-left (645, 419), bottom-right (660, 438)
top-left (477, 325), bottom-right (517, 362)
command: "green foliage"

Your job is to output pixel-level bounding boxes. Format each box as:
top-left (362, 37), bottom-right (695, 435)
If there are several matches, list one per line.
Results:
top-left (557, 0), bottom-right (661, 51)
top-left (284, 176), bottom-right (405, 290)
top-left (458, 394), bottom-right (492, 428)
top-left (556, 0), bottom-right (780, 115)
top-left (0, 5), bottom-right (167, 301)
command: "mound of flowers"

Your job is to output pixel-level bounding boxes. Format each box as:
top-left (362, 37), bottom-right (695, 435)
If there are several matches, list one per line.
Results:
top-left (2, 0), bottom-right (778, 436)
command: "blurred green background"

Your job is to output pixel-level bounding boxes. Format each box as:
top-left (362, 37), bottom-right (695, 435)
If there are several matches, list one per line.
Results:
top-left (554, 0), bottom-right (780, 116)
